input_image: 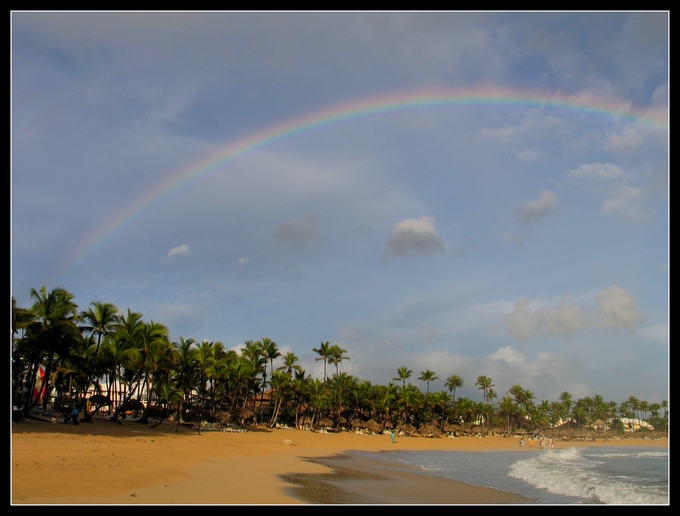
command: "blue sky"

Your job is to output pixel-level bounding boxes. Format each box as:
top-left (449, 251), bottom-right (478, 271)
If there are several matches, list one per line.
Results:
top-left (11, 11), bottom-right (668, 405)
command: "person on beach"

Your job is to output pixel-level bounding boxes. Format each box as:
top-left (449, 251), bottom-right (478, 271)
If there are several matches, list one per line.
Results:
top-left (519, 438), bottom-right (524, 447)
top-left (390, 429), bottom-right (396, 443)
top-left (71, 407), bottom-right (79, 425)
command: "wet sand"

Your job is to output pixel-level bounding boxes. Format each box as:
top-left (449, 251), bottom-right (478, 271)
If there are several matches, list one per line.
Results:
top-left (282, 450), bottom-right (534, 504)
top-left (11, 417), bottom-right (667, 505)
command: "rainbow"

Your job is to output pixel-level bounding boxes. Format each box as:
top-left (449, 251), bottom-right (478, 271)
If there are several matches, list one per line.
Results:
top-left (51, 87), bottom-right (668, 283)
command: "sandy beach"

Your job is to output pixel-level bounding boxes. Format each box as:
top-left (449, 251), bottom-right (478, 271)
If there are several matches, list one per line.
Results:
top-left (11, 417), bottom-right (668, 505)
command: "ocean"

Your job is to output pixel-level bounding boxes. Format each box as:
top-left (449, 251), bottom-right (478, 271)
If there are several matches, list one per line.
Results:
top-left (355, 445), bottom-right (669, 505)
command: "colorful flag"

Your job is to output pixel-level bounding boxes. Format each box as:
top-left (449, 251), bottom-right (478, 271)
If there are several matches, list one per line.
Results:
top-left (33, 364), bottom-right (45, 403)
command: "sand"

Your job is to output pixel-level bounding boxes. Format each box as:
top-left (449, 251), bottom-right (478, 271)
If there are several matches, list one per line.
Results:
top-left (11, 417), bottom-right (668, 505)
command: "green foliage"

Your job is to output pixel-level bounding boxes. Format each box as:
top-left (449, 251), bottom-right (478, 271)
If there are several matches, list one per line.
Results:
top-left (12, 286), bottom-right (668, 433)
top-left (609, 418), bottom-right (625, 434)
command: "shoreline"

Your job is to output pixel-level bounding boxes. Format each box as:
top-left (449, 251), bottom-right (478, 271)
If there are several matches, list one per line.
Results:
top-left (11, 418), bottom-right (668, 505)
top-left (281, 450), bottom-right (536, 504)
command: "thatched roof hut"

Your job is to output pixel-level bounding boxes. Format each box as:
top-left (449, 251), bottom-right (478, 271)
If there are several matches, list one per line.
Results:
top-left (233, 407), bottom-right (255, 424)
top-left (443, 422), bottom-right (462, 433)
top-left (418, 424), bottom-right (443, 438)
top-left (213, 410), bottom-right (232, 425)
top-left (399, 423), bottom-right (418, 436)
top-left (316, 417), bottom-right (335, 429)
top-left (365, 419), bottom-right (382, 433)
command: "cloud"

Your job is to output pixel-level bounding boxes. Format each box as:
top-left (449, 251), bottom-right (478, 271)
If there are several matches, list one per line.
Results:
top-left (487, 345), bottom-right (526, 365)
top-left (600, 185), bottom-right (651, 222)
top-left (566, 163), bottom-right (652, 222)
top-left (567, 162), bottom-right (628, 181)
top-left (167, 244), bottom-right (191, 258)
top-left (513, 148), bottom-right (543, 162)
top-left (514, 189), bottom-right (558, 223)
top-left (272, 214), bottom-right (319, 253)
top-left (504, 296), bottom-right (588, 341)
top-left (236, 257), bottom-right (248, 267)
top-left (595, 285), bottom-right (645, 332)
top-left (504, 298), bottom-right (538, 341)
top-left (602, 126), bottom-right (646, 153)
top-left (383, 215), bottom-right (445, 259)
top-left (505, 286), bottom-right (645, 341)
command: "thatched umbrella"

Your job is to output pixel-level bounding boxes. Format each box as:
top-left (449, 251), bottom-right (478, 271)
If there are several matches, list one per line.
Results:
top-left (317, 417), bottom-right (335, 429)
top-left (443, 422), bottom-right (462, 433)
top-left (399, 423), bottom-right (418, 436)
top-left (365, 419), bottom-right (382, 433)
top-left (418, 424), bottom-right (443, 438)
top-left (213, 410), bottom-right (232, 425)
top-left (233, 407), bottom-right (255, 425)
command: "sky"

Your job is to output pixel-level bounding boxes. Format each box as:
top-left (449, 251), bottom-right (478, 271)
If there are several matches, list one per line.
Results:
top-left (11, 11), bottom-right (669, 406)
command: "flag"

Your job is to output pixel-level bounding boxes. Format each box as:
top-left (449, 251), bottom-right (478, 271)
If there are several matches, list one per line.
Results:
top-left (33, 364), bottom-right (45, 403)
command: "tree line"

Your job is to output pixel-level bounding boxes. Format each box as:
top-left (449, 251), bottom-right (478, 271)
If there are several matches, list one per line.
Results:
top-left (12, 286), bottom-right (668, 434)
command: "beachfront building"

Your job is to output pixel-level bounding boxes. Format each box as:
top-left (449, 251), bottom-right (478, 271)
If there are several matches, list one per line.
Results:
top-left (617, 417), bottom-right (654, 432)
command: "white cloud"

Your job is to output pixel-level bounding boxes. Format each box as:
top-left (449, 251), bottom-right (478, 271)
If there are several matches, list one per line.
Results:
top-left (487, 345), bottom-right (526, 365)
top-left (504, 296), bottom-right (588, 341)
top-left (514, 190), bottom-right (558, 223)
top-left (601, 185), bottom-right (651, 222)
top-left (383, 215), bottom-right (445, 259)
top-left (566, 163), bottom-right (652, 222)
top-left (567, 162), bottom-right (627, 181)
top-left (513, 148), bottom-right (543, 162)
top-left (595, 285), bottom-right (645, 332)
top-left (602, 126), bottom-right (646, 153)
top-left (504, 298), bottom-right (538, 341)
top-left (167, 244), bottom-right (191, 258)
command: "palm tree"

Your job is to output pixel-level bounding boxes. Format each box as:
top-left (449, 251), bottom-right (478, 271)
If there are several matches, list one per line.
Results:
top-left (393, 366), bottom-right (413, 389)
top-left (444, 374), bottom-right (463, 402)
top-left (373, 383), bottom-right (397, 430)
top-left (312, 341), bottom-right (332, 382)
top-left (23, 286), bottom-right (81, 414)
top-left (498, 395), bottom-right (516, 433)
top-left (328, 371), bottom-right (355, 422)
top-left (328, 344), bottom-right (349, 376)
top-left (136, 320), bottom-right (171, 422)
top-left (307, 378), bottom-right (331, 429)
top-left (171, 337), bottom-right (198, 431)
top-left (109, 309), bottom-right (146, 421)
top-left (268, 370), bottom-right (293, 428)
top-left (396, 383), bottom-right (423, 426)
top-left (430, 390), bottom-right (452, 427)
top-left (290, 370), bottom-right (312, 429)
top-left (260, 337), bottom-right (281, 388)
top-left (475, 375), bottom-right (494, 404)
top-left (278, 352), bottom-right (302, 376)
top-left (12, 297), bottom-right (37, 409)
top-left (558, 391), bottom-right (574, 424)
top-left (418, 369), bottom-right (438, 395)
top-left (79, 301), bottom-right (118, 420)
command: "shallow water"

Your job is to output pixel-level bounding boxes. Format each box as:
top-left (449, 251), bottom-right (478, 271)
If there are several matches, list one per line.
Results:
top-left (360, 445), bottom-right (668, 505)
